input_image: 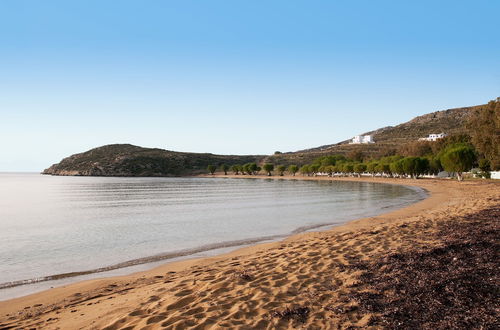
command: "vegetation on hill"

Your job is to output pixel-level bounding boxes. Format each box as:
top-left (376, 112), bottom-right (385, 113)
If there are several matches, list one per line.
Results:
top-left (299, 104), bottom-right (479, 152)
top-left (43, 144), bottom-right (263, 176)
top-left (265, 103), bottom-right (484, 166)
top-left (467, 99), bottom-right (500, 170)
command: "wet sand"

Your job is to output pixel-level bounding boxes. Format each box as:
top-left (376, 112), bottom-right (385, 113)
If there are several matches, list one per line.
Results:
top-left (0, 176), bottom-right (498, 329)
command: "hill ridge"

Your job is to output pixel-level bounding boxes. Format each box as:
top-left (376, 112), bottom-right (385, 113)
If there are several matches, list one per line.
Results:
top-left (297, 105), bottom-right (480, 153)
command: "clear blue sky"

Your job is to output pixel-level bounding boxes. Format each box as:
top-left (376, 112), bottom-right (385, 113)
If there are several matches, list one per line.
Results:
top-left (1, 1), bottom-right (499, 171)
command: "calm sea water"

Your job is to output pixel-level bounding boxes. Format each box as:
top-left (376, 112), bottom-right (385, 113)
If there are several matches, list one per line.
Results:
top-left (0, 173), bottom-right (425, 299)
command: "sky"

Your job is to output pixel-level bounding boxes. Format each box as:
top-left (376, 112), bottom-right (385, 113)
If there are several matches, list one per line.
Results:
top-left (1, 1), bottom-right (499, 171)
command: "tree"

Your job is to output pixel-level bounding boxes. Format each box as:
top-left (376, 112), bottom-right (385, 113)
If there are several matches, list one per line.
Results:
top-left (380, 155), bottom-right (403, 164)
top-left (432, 134), bottom-right (472, 155)
top-left (242, 163), bottom-right (258, 175)
top-left (343, 163), bottom-right (354, 176)
top-left (299, 165), bottom-right (310, 176)
top-left (310, 164), bottom-right (320, 175)
top-left (440, 146), bottom-right (476, 181)
top-left (288, 164), bottom-right (299, 176)
top-left (467, 99), bottom-right (500, 170)
top-left (477, 158), bottom-right (491, 178)
top-left (277, 165), bottom-right (286, 176)
top-left (390, 159), bottom-right (405, 177)
top-left (207, 165), bottom-right (216, 175)
top-left (242, 163), bottom-right (256, 175)
top-left (427, 157), bottom-right (442, 175)
top-left (263, 163), bottom-right (274, 176)
top-left (326, 165), bottom-right (335, 176)
top-left (221, 164), bottom-right (229, 175)
top-left (366, 161), bottom-right (378, 177)
top-left (478, 158), bottom-right (491, 172)
top-left (416, 157), bottom-right (430, 177)
top-left (376, 163), bottom-right (391, 177)
top-left (401, 157), bottom-right (429, 179)
top-left (249, 163), bottom-right (258, 175)
top-left (315, 155), bottom-right (346, 167)
top-left (231, 165), bottom-right (240, 175)
top-left (353, 163), bottom-right (367, 177)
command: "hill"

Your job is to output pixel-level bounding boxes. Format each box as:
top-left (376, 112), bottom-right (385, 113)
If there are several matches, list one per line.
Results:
top-left (42, 144), bottom-right (263, 176)
top-left (263, 104), bottom-right (480, 165)
top-left (309, 105), bottom-right (478, 151)
top-left (43, 103), bottom-right (483, 176)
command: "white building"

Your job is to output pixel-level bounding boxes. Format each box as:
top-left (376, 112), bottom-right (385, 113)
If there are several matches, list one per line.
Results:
top-left (351, 135), bottom-right (374, 144)
top-left (419, 133), bottom-right (447, 142)
top-left (491, 171), bottom-right (500, 180)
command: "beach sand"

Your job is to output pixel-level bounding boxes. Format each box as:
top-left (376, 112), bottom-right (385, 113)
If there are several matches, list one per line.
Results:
top-left (0, 177), bottom-right (498, 329)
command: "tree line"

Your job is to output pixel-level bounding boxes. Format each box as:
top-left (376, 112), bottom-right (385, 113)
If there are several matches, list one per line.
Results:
top-left (208, 163), bottom-right (299, 177)
top-left (295, 143), bottom-right (476, 181)
top-left (209, 142), bottom-right (477, 181)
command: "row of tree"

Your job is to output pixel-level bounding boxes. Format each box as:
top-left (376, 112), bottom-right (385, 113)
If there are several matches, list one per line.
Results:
top-left (297, 143), bottom-right (476, 180)
top-left (208, 163), bottom-right (299, 176)
top-left (208, 143), bottom-right (478, 181)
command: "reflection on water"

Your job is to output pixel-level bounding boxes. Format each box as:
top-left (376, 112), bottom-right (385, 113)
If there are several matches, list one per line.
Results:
top-left (0, 173), bottom-right (425, 297)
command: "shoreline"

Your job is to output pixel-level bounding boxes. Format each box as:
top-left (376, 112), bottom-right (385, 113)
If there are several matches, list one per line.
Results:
top-left (0, 176), bottom-right (426, 299)
top-left (1, 176), bottom-right (498, 329)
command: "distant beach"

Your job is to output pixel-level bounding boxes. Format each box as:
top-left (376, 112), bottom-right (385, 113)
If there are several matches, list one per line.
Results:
top-left (0, 176), bottom-right (498, 329)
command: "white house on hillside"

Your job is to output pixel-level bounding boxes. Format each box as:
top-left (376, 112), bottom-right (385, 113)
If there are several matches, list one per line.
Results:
top-left (351, 135), bottom-right (374, 144)
top-left (419, 133), bottom-right (447, 142)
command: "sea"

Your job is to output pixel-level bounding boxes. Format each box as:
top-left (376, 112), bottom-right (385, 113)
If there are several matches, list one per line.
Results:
top-left (0, 173), bottom-right (426, 299)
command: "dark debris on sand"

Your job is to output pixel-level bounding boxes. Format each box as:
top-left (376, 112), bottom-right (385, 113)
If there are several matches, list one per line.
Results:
top-left (270, 306), bottom-right (310, 323)
top-left (351, 206), bottom-right (500, 329)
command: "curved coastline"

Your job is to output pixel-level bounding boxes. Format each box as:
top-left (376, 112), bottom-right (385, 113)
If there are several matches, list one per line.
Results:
top-left (1, 176), bottom-right (428, 299)
top-left (0, 176), bottom-right (426, 296)
top-left (2, 176), bottom-right (497, 329)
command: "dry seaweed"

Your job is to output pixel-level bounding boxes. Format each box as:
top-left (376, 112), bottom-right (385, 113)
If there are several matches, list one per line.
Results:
top-left (270, 306), bottom-right (310, 323)
top-left (351, 207), bottom-right (500, 329)
top-left (234, 269), bottom-right (253, 281)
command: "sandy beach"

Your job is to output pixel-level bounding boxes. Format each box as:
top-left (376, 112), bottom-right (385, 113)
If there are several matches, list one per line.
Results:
top-left (0, 176), bottom-right (498, 329)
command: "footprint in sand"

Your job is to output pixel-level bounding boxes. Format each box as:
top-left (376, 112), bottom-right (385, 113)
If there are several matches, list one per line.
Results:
top-left (148, 295), bottom-right (161, 302)
top-left (174, 289), bottom-right (193, 297)
top-left (128, 309), bottom-right (146, 317)
top-left (166, 296), bottom-right (196, 310)
top-left (146, 314), bottom-right (167, 324)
